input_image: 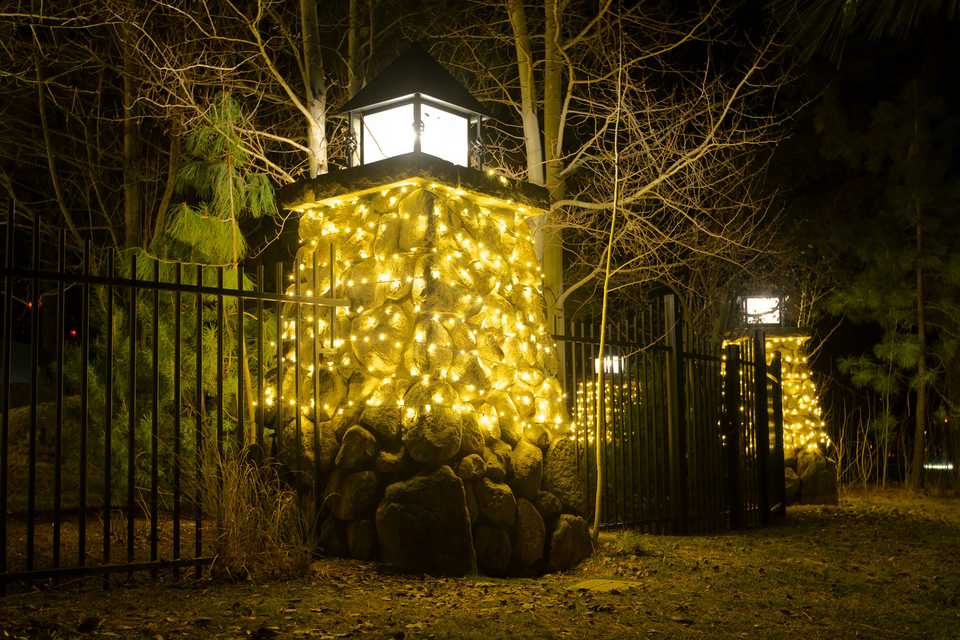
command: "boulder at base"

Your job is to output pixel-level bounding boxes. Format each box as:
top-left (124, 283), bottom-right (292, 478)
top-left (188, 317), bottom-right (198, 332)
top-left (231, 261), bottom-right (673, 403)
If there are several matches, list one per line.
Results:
top-left (548, 514), bottom-right (593, 571)
top-left (784, 467), bottom-right (800, 505)
top-left (513, 498), bottom-right (545, 567)
top-left (474, 525), bottom-right (511, 576)
top-left (797, 449), bottom-right (838, 505)
top-left (543, 438), bottom-right (587, 515)
top-left (375, 466), bottom-right (477, 576)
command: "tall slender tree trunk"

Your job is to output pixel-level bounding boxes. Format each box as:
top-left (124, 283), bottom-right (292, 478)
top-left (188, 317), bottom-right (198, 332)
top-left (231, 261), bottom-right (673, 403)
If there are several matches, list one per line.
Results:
top-left (301, 0), bottom-right (328, 177)
top-left (348, 0), bottom-right (363, 98)
top-left (121, 26), bottom-right (142, 247)
top-left (507, 0), bottom-right (544, 187)
top-left (911, 209), bottom-right (927, 489)
top-left (542, 0), bottom-right (565, 334)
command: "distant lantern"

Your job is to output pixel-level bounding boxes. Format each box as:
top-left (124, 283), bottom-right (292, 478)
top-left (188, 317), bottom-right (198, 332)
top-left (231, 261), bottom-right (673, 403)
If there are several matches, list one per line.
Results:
top-left (741, 294), bottom-right (783, 326)
top-left (340, 45), bottom-right (487, 169)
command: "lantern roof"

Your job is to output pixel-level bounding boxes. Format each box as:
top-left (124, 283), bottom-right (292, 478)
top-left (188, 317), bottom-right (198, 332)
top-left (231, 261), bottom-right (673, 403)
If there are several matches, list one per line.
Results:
top-left (339, 45), bottom-right (489, 118)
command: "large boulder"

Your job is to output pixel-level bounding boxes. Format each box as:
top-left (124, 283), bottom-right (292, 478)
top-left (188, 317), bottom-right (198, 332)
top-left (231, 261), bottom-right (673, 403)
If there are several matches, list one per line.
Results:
top-left (346, 520), bottom-right (378, 560)
top-left (548, 514), bottom-right (593, 571)
top-left (534, 491), bottom-right (563, 530)
top-left (513, 498), bottom-right (545, 567)
top-left (510, 440), bottom-right (543, 501)
top-left (318, 514), bottom-right (347, 557)
top-left (458, 413), bottom-right (485, 457)
top-left (359, 405), bottom-right (402, 449)
top-left (403, 410), bottom-right (462, 466)
top-left (334, 470), bottom-right (380, 520)
top-left (474, 525), bottom-right (512, 576)
top-left (483, 446), bottom-right (507, 482)
top-left (375, 448), bottom-right (411, 475)
top-left (543, 438), bottom-right (587, 515)
top-left (457, 454), bottom-right (486, 481)
top-left (335, 425), bottom-right (378, 470)
top-left (375, 466), bottom-right (477, 576)
top-left (798, 450), bottom-right (838, 505)
top-left (784, 467), bottom-right (800, 505)
top-left (475, 478), bottom-right (517, 528)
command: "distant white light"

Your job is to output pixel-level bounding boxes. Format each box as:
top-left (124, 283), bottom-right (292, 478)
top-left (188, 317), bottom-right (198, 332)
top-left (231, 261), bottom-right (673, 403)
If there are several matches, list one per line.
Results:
top-left (923, 462), bottom-right (954, 471)
top-left (744, 296), bottom-right (781, 325)
top-left (594, 355), bottom-right (623, 374)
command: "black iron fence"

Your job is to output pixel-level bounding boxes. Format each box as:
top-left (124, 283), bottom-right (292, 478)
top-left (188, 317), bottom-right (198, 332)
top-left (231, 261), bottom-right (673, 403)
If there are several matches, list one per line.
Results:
top-left (0, 214), bottom-right (345, 590)
top-left (557, 295), bottom-right (785, 533)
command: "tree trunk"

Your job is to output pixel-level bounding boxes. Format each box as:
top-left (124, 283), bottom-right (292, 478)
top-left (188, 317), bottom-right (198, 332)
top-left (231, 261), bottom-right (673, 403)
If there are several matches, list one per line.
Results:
top-left (910, 211), bottom-right (926, 489)
top-left (121, 25), bottom-right (142, 248)
top-left (301, 0), bottom-right (328, 177)
top-left (542, 0), bottom-right (565, 334)
top-left (507, 0), bottom-right (544, 187)
top-left (348, 0), bottom-right (363, 97)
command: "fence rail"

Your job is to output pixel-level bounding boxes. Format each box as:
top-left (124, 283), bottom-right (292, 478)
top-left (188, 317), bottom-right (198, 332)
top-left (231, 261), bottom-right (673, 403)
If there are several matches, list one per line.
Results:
top-left (557, 295), bottom-right (785, 533)
top-left (0, 214), bottom-right (343, 590)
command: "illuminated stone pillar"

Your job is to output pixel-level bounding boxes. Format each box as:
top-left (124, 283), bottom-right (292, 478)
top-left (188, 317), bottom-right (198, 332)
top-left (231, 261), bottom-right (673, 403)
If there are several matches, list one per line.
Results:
top-left (278, 155), bottom-right (587, 574)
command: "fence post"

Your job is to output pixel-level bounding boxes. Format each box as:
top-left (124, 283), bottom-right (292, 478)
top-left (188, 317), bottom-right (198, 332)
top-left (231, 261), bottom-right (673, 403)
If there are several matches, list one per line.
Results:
top-left (723, 343), bottom-right (745, 529)
top-left (664, 294), bottom-right (688, 534)
top-left (769, 351), bottom-right (786, 517)
top-left (752, 331), bottom-right (771, 525)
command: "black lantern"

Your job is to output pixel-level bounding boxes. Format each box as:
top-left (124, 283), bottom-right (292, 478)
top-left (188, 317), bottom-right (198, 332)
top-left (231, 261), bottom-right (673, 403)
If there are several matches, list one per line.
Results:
top-left (340, 45), bottom-right (487, 169)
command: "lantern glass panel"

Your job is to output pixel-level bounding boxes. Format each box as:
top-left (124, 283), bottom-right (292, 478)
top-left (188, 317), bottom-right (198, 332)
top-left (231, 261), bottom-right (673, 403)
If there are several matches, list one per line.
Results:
top-left (362, 103), bottom-right (415, 164)
top-left (421, 103), bottom-right (469, 166)
top-left (744, 296), bottom-right (781, 325)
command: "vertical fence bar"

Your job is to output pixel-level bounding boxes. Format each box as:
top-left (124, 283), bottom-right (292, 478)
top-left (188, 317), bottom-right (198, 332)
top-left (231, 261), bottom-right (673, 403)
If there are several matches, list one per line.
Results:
top-left (237, 264), bottom-right (245, 450)
top-left (173, 263), bottom-right (182, 578)
top-left (0, 208), bottom-right (13, 587)
top-left (195, 264), bottom-right (204, 578)
top-left (150, 259), bottom-right (160, 576)
top-left (753, 331), bottom-right (770, 525)
top-left (294, 261), bottom-right (303, 479)
top-left (724, 344), bottom-right (745, 529)
top-left (216, 267), bottom-right (224, 459)
top-left (78, 239), bottom-right (90, 567)
top-left (103, 251), bottom-right (114, 587)
top-left (26, 213), bottom-right (39, 572)
top-left (312, 251), bottom-right (322, 519)
top-left (256, 265), bottom-right (265, 452)
top-left (664, 294), bottom-right (688, 534)
top-left (275, 264), bottom-right (283, 460)
top-left (127, 254), bottom-right (137, 575)
top-left (770, 351), bottom-right (786, 517)
top-left (53, 230), bottom-right (65, 568)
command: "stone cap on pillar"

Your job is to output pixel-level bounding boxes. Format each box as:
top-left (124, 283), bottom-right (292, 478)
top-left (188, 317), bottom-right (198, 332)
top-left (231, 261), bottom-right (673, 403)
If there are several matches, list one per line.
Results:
top-left (279, 153), bottom-right (550, 214)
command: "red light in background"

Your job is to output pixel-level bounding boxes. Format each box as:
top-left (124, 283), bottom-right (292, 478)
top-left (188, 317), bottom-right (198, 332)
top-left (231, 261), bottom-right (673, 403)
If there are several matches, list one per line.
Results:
top-left (69, 328), bottom-right (78, 338)
top-left (25, 300), bottom-right (32, 310)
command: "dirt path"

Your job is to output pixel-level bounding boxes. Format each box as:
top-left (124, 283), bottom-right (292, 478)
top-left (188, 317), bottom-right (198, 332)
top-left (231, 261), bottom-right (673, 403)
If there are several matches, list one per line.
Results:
top-left (1, 490), bottom-right (958, 639)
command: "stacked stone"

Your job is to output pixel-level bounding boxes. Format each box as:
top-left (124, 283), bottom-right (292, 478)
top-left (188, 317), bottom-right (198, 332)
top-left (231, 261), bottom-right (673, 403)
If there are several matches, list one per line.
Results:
top-left (275, 179), bottom-right (592, 575)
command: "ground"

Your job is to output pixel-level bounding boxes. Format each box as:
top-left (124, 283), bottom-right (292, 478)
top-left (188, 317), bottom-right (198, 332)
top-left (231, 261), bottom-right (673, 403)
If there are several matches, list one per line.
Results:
top-left (1, 490), bottom-right (958, 640)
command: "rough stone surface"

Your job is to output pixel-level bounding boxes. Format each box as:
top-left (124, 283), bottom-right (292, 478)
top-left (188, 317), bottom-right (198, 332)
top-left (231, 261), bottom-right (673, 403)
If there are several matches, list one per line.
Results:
top-left (483, 446), bottom-right (507, 482)
top-left (318, 514), bottom-right (347, 557)
top-left (375, 449), bottom-right (410, 475)
top-left (799, 451), bottom-right (838, 505)
top-left (513, 498), bottom-right (545, 567)
top-left (457, 453), bottom-right (486, 481)
top-left (464, 482), bottom-right (480, 524)
top-left (334, 470), bottom-right (380, 520)
top-left (548, 514), bottom-right (593, 571)
top-left (403, 410), bottom-right (462, 466)
top-left (784, 467), bottom-right (800, 505)
top-left (543, 438), bottom-right (587, 515)
top-left (458, 413), bottom-right (485, 457)
top-left (359, 405), bottom-right (402, 448)
top-left (474, 525), bottom-right (511, 576)
top-left (510, 440), bottom-right (543, 501)
top-left (346, 520), bottom-right (378, 560)
top-left (375, 466), bottom-right (477, 576)
top-left (490, 440), bottom-right (514, 479)
top-left (335, 425), bottom-right (378, 471)
top-left (475, 478), bottom-right (517, 528)
top-left (523, 424), bottom-right (551, 449)
top-left (534, 491), bottom-right (563, 529)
